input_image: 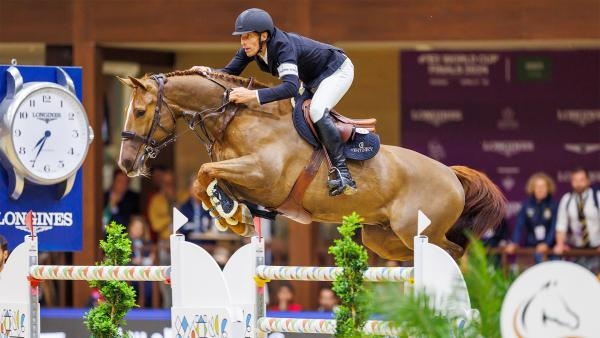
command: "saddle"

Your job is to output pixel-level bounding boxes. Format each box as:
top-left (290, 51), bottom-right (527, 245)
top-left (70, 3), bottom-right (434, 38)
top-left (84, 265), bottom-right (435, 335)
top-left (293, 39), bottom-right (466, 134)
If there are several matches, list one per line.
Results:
top-left (274, 94), bottom-right (380, 224)
top-left (302, 99), bottom-right (376, 144)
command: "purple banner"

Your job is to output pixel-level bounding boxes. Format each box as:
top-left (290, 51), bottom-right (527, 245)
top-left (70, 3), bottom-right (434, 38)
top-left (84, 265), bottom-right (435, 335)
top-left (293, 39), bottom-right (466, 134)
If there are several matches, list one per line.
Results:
top-left (401, 50), bottom-right (600, 221)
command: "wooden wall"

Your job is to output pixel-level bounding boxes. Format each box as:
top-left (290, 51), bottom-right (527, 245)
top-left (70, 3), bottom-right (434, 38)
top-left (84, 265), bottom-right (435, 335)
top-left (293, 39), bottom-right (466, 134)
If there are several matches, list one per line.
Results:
top-left (1, 0), bottom-right (599, 43)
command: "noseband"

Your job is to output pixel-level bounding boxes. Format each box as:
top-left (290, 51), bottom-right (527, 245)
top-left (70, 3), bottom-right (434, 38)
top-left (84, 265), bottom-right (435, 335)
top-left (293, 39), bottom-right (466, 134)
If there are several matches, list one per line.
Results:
top-left (121, 73), bottom-right (242, 170)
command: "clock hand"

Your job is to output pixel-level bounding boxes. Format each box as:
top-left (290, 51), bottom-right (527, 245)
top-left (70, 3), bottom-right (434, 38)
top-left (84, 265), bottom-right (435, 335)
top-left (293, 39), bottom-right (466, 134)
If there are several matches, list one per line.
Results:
top-left (31, 130), bottom-right (51, 168)
top-left (34, 134), bottom-right (47, 149)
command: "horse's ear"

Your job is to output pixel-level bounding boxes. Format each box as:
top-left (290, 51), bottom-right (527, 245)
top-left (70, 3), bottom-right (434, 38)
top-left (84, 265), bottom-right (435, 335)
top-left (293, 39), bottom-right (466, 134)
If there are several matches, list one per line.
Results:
top-left (117, 76), bottom-right (148, 91)
top-left (117, 76), bottom-right (135, 88)
top-left (128, 76), bottom-right (148, 91)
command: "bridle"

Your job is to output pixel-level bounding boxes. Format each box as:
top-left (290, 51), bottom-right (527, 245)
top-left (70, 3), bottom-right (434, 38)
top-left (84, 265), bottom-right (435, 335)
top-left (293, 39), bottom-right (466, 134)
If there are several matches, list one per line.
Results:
top-left (121, 72), bottom-right (245, 172)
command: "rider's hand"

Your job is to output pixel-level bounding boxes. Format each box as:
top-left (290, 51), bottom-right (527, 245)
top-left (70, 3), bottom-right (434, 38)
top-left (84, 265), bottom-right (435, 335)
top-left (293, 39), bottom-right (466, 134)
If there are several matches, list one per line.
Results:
top-left (229, 87), bottom-right (259, 105)
top-left (189, 66), bottom-right (212, 74)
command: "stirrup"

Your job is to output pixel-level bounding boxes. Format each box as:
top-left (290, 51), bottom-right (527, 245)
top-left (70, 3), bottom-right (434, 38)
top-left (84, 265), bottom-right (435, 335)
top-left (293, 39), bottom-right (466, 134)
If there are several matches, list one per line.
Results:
top-left (327, 167), bottom-right (357, 196)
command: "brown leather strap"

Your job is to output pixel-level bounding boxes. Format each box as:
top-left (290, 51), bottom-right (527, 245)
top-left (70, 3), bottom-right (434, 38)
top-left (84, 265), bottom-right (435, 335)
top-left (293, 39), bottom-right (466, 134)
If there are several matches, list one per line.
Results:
top-left (217, 77), bottom-right (255, 140)
top-left (275, 149), bottom-right (325, 224)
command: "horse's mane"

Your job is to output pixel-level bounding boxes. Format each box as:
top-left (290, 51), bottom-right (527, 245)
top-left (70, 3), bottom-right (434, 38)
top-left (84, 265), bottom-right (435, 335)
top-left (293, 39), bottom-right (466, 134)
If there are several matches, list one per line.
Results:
top-left (161, 69), bottom-right (270, 89)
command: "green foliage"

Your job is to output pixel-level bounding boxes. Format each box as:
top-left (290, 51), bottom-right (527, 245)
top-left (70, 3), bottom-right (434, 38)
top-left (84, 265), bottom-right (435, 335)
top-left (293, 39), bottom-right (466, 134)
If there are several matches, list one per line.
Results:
top-left (84, 221), bottom-right (137, 338)
top-left (328, 212), bottom-right (372, 338)
top-left (463, 236), bottom-right (513, 338)
top-left (373, 237), bottom-right (513, 337)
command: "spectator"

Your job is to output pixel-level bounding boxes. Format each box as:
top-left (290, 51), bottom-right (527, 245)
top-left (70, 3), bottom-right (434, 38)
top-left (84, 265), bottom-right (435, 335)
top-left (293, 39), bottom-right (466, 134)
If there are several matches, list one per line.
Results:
top-left (554, 167), bottom-right (600, 272)
top-left (506, 172), bottom-right (557, 263)
top-left (178, 175), bottom-right (215, 246)
top-left (481, 218), bottom-right (510, 248)
top-left (143, 165), bottom-right (169, 241)
top-left (0, 235), bottom-right (8, 273)
top-left (268, 283), bottom-right (302, 312)
top-left (212, 246), bottom-right (231, 269)
top-left (103, 168), bottom-right (140, 227)
top-left (317, 287), bottom-right (339, 312)
top-left (148, 169), bottom-right (175, 308)
top-left (129, 215), bottom-right (154, 307)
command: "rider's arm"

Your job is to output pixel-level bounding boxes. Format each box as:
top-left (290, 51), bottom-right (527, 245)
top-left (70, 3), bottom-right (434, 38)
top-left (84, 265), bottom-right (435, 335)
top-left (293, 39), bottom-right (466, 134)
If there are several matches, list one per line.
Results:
top-left (219, 48), bottom-right (253, 76)
top-left (255, 41), bottom-right (300, 104)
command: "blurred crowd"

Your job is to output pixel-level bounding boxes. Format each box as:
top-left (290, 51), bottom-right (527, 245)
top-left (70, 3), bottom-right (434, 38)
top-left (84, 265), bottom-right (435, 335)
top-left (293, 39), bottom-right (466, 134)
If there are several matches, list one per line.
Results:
top-left (482, 167), bottom-right (600, 274)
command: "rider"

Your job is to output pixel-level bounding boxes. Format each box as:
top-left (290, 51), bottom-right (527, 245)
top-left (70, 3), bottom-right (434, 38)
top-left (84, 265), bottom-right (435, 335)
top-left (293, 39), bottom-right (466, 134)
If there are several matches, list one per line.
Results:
top-left (191, 8), bottom-right (356, 196)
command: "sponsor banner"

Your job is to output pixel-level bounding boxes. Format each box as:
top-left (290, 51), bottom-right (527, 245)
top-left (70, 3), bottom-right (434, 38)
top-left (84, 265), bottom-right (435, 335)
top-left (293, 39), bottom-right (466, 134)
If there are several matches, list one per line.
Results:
top-left (0, 66), bottom-right (83, 251)
top-left (401, 50), bottom-right (600, 224)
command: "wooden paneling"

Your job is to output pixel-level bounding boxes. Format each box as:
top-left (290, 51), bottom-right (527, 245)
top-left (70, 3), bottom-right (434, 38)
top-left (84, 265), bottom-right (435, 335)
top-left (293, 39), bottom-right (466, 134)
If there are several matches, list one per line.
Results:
top-left (311, 0), bottom-right (600, 41)
top-left (0, 0), bottom-right (72, 43)
top-left (1, 0), bottom-right (598, 43)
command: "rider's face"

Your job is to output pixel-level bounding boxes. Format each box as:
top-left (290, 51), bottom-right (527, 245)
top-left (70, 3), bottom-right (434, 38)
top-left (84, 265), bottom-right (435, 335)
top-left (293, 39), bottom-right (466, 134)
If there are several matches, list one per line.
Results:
top-left (240, 32), bottom-right (267, 57)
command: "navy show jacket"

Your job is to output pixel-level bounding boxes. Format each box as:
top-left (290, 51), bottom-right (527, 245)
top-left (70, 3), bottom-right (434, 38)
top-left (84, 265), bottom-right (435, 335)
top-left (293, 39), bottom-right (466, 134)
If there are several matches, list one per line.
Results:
top-left (220, 27), bottom-right (347, 104)
top-left (512, 195), bottom-right (558, 247)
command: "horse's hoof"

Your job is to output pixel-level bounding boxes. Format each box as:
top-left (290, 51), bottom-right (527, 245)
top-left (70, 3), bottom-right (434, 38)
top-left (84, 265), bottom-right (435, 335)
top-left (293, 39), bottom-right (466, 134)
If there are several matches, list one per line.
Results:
top-left (230, 223), bottom-right (254, 237)
top-left (214, 218), bottom-right (228, 232)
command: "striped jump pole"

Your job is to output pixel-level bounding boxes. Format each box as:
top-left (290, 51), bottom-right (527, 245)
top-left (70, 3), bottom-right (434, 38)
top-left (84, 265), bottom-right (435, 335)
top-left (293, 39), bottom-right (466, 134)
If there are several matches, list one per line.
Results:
top-left (256, 265), bottom-right (413, 282)
top-left (29, 265), bottom-right (170, 281)
top-left (256, 318), bottom-right (401, 336)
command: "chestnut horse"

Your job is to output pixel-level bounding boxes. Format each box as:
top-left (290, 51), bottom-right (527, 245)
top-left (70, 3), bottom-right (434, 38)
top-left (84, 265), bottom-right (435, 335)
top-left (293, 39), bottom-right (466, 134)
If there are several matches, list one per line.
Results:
top-left (118, 70), bottom-right (505, 260)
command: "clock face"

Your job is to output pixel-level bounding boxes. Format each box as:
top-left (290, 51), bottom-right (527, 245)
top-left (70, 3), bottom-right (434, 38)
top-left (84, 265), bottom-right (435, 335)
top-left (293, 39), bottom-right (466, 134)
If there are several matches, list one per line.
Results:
top-left (10, 86), bottom-right (89, 182)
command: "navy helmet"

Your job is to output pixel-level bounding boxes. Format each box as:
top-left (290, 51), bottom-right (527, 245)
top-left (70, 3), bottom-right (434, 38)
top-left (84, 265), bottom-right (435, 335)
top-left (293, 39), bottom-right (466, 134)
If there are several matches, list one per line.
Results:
top-left (232, 8), bottom-right (274, 36)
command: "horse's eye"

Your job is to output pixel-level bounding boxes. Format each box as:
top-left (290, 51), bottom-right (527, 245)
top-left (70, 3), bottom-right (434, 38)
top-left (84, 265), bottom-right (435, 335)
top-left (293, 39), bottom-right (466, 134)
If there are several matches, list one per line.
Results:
top-left (135, 109), bottom-right (145, 118)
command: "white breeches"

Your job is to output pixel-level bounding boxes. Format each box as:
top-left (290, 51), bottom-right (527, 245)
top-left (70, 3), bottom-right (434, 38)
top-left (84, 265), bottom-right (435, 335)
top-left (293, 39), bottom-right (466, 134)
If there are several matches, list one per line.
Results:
top-left (309, 57), bottom-right (354, 122)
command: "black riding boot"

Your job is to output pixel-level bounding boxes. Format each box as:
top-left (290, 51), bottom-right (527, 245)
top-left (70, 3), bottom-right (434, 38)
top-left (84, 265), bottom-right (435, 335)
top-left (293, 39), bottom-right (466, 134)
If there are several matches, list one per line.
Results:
top-left (314, 111), bottom-right (357, 196)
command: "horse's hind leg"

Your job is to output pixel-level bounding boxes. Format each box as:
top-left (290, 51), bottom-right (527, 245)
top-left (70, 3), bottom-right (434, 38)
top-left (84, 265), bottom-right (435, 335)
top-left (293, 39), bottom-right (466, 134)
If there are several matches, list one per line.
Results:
top-left (194, 155), bottom-right (267, 236)
top-left (362, 225), bottom-right (413, 261)
top-left (389, 204), bottom-right (464, 260)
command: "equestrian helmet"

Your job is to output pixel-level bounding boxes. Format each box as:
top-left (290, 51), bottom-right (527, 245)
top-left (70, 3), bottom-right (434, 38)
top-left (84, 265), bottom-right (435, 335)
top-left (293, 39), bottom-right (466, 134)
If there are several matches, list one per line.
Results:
top-left (232, 8), bottom-right (274, 35)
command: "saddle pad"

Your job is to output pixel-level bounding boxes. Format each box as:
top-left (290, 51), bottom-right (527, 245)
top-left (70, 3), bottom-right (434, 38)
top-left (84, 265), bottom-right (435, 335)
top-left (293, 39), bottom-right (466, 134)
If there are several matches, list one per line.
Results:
top-left (292, 91), bottom-right (380, 161)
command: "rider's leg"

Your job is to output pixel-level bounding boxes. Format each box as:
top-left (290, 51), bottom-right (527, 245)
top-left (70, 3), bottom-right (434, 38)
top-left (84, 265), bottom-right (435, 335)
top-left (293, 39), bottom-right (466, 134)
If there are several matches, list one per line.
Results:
top-left (310, 58), bottom-right (356, 196)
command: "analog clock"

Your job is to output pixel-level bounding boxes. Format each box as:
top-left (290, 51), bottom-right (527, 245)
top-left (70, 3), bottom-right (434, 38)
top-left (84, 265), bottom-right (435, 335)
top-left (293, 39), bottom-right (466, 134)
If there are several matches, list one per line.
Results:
top-left (0, 66), bottom-right (94, 199)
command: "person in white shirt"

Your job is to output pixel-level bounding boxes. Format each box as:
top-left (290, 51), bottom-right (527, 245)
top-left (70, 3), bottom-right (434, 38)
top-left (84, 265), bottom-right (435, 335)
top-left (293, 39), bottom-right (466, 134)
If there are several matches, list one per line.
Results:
top-left (554, 168), bottom-right (600, 272)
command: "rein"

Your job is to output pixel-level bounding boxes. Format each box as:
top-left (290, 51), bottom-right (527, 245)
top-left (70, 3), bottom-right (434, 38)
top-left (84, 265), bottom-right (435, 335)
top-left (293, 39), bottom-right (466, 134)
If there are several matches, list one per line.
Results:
top-left (121, 72), bottom-right (252, 168)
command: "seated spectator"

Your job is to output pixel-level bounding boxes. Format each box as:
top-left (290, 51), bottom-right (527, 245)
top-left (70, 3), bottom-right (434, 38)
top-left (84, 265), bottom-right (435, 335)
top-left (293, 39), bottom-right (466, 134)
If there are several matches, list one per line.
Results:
top-left (0, 235), bottom-right (8, 273)
top-left (268, 283), bottom-right (302, 312)
top-left (317, 287), bottom-right (339, 312)
top-left (129, 215), bottom-right (154, 307)
top-left (103, 168), bottom-right (140, 227)
top-left (481, 218), bottom-right (510, 248)
top-left (554, 167), bottom-right (600, 273)
top-left (178, 175), bottom-right (215, 246)
top-left (506, 172), bottom-right (557, 263)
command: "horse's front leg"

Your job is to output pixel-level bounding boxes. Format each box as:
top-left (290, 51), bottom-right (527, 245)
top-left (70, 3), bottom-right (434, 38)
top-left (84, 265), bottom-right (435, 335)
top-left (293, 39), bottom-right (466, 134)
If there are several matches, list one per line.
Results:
top-left (193, 155), bottom-right (267, 236)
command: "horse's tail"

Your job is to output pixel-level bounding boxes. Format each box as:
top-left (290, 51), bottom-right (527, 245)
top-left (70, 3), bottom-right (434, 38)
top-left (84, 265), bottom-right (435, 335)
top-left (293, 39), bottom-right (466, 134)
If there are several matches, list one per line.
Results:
top-left (447, 165), bottom-right (507, 250)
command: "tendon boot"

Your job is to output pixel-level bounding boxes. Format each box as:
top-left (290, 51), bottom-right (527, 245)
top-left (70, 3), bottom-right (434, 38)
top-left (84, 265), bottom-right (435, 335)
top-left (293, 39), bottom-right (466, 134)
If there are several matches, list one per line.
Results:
top-left (314, 111), bottom-right (357, 196)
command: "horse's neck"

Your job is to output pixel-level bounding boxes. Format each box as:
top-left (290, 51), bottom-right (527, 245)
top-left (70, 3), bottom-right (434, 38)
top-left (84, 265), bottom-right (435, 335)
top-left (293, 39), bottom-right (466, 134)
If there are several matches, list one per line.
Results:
top-left (165, 76), bottom-right (223, 113)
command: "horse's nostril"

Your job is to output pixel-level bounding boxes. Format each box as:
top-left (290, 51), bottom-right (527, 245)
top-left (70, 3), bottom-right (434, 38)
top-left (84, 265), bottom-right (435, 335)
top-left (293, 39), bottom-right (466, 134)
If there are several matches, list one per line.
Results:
top-left (119, 159), bottom-right (133, 173)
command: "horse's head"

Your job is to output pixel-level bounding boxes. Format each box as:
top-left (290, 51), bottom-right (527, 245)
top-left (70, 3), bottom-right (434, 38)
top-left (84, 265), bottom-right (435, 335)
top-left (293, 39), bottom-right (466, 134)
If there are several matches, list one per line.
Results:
top-left (117, 75), bottom-right (177, 177)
